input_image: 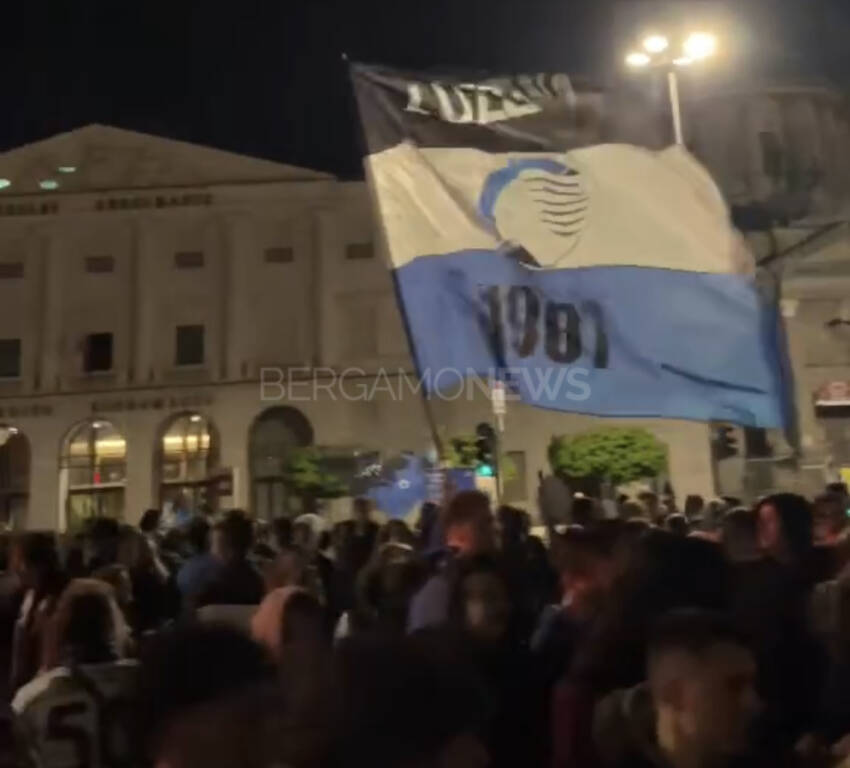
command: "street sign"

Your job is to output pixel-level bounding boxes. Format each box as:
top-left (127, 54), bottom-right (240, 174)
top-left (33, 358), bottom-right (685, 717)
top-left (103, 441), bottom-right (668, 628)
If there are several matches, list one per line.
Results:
top-left (817, 381), bottom-right (850, 406)
top-left (491, 381), bottom-right (506, 416)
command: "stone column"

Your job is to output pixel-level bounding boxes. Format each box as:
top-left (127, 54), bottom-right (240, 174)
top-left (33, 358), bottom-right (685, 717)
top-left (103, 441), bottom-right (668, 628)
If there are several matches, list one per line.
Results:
top-left (314, 209), bottom-right (338, 367)
top-left (39, 230), bottom-right (66, 393)
top-left (216, 214), bottom-right (235, 382)
top-left (134, 220), bottom-right (158, 387)
top-left (25, 418), bottom-right (63, 530)
top-left (221, 214), bottom-right (251, 382)
top-left (123, 412), bottom-right (156, 525)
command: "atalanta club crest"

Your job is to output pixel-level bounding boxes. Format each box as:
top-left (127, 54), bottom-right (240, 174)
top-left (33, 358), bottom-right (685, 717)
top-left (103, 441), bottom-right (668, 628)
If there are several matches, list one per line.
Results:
top-left (478, 158), bottom-right (589, 269)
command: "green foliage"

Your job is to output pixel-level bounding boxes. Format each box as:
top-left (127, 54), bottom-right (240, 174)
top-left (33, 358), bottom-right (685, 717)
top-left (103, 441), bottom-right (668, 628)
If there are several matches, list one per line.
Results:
top-left (443, 434), bottom-right (479, 468)
top-left (441, 432), bottom-right (516, 481)
top-left (548, 428), bottom-right (667, 486)
top-left (282, 447), bottom-right (347, 499)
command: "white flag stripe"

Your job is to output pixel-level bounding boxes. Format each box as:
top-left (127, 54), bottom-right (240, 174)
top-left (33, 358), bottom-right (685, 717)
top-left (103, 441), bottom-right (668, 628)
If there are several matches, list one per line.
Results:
top-left (368, 143), bottom-right (753, 275)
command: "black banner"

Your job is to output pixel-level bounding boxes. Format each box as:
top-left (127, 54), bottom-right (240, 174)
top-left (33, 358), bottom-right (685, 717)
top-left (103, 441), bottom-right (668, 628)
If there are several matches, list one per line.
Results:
top-left (351, 63), bottom-right (667, 155)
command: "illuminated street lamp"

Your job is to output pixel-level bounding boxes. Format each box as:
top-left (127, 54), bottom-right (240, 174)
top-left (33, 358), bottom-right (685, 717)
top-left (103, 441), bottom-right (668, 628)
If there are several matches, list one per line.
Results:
top-left (626, 51), bottom-right (651, 68)
top-left (683, 32), bottom-right (717, 61)
top-left (643, 34), bottom-right (669, 54)
top-left (625, 32), bottom-right (718, 145)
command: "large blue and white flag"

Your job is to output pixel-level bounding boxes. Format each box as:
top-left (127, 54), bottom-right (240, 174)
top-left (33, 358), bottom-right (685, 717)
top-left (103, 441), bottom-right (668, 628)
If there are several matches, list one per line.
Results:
top-left (352, 65), bottom-right (788, 428)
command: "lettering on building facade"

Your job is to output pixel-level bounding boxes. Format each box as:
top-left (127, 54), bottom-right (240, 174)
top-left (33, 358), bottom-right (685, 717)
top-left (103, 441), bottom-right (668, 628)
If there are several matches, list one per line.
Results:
top-left (94, 192), bottom-right (213, 212)
top-left (0, 403), bottom-right (54, 419)
top-left (91, 392), bottom-right (214, 415)
top-left (0, 201), bottom-right (59, 217)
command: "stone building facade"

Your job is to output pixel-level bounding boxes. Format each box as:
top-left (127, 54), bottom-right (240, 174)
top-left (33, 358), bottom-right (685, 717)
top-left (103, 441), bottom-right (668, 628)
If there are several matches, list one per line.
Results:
top-left (0, 124), bottom-right (716, 530)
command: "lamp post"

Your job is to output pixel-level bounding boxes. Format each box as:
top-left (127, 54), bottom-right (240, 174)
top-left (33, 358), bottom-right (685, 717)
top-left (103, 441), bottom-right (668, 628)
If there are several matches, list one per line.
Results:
top-left (625, 32), bottom-right (718, 146)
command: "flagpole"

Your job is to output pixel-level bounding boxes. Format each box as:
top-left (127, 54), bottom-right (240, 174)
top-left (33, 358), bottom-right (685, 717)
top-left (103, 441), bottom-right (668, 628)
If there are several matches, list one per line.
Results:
top-left (361, 171), bottom-right (444, 460)
top-left (491, 380), bottom-right (506, 505)
top-left (667, 69), bottom-right (684, 146)
top-left (347, 56), bottom-right (445, 460)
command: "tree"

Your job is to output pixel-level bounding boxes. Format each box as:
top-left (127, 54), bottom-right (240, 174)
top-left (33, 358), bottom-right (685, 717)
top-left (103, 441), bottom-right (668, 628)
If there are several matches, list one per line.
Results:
top-left (442, 434), bottom-right (479, 468)
top-left (442, 432), bottom-right (517, 483)
top-left (282, 447), bottom-right (347, 510)
top-left (548, 428), bottom-right (667, 492)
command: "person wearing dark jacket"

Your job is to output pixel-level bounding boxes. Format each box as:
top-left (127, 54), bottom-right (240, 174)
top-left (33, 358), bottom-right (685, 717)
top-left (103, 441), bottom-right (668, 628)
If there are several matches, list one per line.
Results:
top-left (430, 554), bottom-right (546, 768)
top-left (553, 531), bottom-right (730, 768)
top-left (408, 491), bottom-right (495, 633)
top-left (593, 610), bottom-right (763, 768)
top-left (747, 494), bottom-right (829, 749)
top-left (195, 512), bottom-right (264, 609)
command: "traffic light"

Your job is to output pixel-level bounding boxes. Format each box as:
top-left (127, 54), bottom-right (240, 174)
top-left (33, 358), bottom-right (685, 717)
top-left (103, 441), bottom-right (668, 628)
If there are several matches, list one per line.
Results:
top-left (713, 424), bottom-right (739, 460)
top-left (475, 423), bottom-right (497, 477)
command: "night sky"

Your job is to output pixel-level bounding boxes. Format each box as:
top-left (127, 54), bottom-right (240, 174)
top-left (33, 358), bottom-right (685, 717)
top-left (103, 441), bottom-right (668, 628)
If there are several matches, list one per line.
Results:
top-left (3, 0), bottom-right (850, 178)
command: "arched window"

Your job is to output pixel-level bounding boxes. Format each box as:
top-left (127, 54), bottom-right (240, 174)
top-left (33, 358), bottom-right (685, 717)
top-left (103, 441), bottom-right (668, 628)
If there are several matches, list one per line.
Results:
top-left (60, 420), bottom-right (126, 530)
top-left (0, 425), bottom-right (29, 529)
top-left (249, 407), bottom-right (313, 520)
top-left (156, 412), bottom-right (219, 519)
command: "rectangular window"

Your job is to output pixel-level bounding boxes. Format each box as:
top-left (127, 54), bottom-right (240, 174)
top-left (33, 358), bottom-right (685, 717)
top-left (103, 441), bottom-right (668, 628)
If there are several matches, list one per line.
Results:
top-left (759, 131), bottom-right (784, 179)
top-left (176, 325), bottom-right (205, 366)
top-left (83, 333), bottom-right (113, 373)
top-left (0, 339), bottom-right (21, 379)
top-left (85, 255), bottom-right (115, 273)
top-left (0, 261), bottom-right (24, 279)
top-left (174, 251), bottom-right (205, 269)
top-left (264, 247), bottom-right (294, 264)
top-left (345, 243), bottom-right (374, 261)
top-left (502, 451), bottom-right (528, 503)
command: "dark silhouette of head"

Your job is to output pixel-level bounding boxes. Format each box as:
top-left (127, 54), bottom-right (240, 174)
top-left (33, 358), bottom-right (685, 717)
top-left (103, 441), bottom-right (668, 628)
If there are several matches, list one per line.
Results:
top-left (17, 531), bottom-right (62, 593)
top-left (647, 609), bottom-right (758, 760)
top-left (684, 495), bottom-right (705, 518)
top-left (87, 517), bottom-right (121, 567)
top-left (497, 505), bottom-right (528, 549)
top-left (214, 511), bottom-right (254, 563)
top-left (186, 516), bottom-right (211, 555)
top-left (44, 579), bottom-right (127, 667)
top-left (813, 492), bottom-right (848, 544)
top-left (443, 491), bottom-right (494, 556)
top-left (572, 496), bottom-right (596, 527)
top-left (139, 508), bottom-right (162, 534)
top-left (756, 493), bottom-right (812, 564)
top-left (333, 634), bottom-right (487, 768)
top-left (448, 554), bottom-right (515, 646)
top-left (722, 507), bottom-right (759, 562)
top-left (665, 514), bottom-right (689, 537)
top-left (272, 517), bottom-right (293, 550)
top-left (138, 623), bottom-right (271, 756)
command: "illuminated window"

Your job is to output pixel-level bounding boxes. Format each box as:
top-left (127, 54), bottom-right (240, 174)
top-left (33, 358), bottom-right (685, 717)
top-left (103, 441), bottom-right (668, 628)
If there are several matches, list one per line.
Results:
top-left (0, 426), bottom-right (29, 528)
top-left (249, 406), bottom-right (313, 520)
top-left (157, 413), bottom-right (218, 516)
top-left (60, 420), bottom-right (127, 530)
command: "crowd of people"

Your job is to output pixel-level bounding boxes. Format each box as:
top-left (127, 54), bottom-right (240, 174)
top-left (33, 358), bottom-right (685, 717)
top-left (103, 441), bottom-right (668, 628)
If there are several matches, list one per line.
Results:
top-left (3, 484), bottom-right (850, 767)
